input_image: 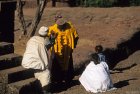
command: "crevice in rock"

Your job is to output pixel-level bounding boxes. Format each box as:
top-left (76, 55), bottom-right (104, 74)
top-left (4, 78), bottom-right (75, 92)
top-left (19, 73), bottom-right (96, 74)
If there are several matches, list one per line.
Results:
top-left (74, 28), bottom-right (140, 75)
top-left (104, 28), bottom-right (140, 69)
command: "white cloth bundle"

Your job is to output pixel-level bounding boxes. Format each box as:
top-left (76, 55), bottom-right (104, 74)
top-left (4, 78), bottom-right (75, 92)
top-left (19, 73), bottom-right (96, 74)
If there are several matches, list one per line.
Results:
top-left (79, 61), bottom-right (114, 93)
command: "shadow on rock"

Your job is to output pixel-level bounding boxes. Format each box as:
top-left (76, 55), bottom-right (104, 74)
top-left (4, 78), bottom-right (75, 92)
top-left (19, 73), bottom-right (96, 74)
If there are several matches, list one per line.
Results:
top-left (114, 78), bottom-right (137, 88)
top-left (51, 80), bottom-right (80, 93)
top-left (19, 80), bottom-right (42, 94)
top-left (104, 28), bottom-right (140, 69)
top-left (113, 63), bottom-right (137, 72)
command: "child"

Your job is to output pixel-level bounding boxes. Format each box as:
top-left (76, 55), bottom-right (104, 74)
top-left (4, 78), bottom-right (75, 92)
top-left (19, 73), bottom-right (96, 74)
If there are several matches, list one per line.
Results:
top-left (79, 54), bottom-right (116, 93)
top-left (95, 45), bottom-right (106, 62)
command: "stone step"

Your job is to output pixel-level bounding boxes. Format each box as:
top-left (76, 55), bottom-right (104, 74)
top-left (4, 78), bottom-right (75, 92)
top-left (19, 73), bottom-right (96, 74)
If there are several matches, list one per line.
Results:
top-left (0, 66), bottom-right (34, 83)
top-left (0, 53), bottom-right (22, 70)
top-left (8, 78), bottom-right (36, 89)
top-left (0, 42), bottom-right (14, 56)
top-left (8, 78), bottom-right (42, 94)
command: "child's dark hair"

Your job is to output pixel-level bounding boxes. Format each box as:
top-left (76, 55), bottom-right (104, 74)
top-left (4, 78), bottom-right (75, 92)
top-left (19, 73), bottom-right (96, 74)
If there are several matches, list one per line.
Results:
top-left (95, 45), bottom-right (103, 53)
top-left (91, 53), bottom-right (100, 65)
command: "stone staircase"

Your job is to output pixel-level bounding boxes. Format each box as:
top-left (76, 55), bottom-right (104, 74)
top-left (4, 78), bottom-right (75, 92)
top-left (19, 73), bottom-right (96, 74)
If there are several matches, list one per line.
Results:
top-left (0, 42), bottom-right (40, 94)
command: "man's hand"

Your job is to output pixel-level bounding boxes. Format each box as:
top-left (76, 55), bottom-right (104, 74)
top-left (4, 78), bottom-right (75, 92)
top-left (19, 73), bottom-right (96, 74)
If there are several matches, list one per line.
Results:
top-left (50, 32), bottom-right (58, 44)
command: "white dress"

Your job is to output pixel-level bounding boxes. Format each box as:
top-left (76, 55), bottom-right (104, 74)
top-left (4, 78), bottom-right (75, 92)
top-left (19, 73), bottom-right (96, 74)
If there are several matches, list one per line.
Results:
top-left (79, 61), bottom-right (114, 93)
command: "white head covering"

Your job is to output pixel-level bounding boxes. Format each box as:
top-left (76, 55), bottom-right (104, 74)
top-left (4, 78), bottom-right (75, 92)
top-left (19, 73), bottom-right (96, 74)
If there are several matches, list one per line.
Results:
top-left (38, 26), bottom-right (48, 36)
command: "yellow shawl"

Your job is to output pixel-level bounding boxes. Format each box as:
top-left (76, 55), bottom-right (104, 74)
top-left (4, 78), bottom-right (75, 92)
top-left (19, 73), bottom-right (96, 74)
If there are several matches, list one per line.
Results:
top-left (48, 22), bottom-right (78, 56)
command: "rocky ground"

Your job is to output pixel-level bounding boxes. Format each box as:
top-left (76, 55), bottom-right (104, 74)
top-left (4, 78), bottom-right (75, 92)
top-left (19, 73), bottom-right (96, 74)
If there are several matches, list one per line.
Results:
top-left (14, 7), bottom-right (140, 94)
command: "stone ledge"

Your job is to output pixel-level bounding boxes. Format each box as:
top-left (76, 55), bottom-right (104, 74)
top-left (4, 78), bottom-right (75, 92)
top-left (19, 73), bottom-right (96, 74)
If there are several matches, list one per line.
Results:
top-left (0, 42), bottom-right (14, 56)
top-left (0, 53), bottom-right (22, 70)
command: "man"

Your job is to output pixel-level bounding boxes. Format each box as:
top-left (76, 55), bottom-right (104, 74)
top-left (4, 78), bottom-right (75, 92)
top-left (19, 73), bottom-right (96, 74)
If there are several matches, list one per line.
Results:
top-left (22, 26), bottom-right (53, 94)
top-left (48, 18), bottom-right (79, 84)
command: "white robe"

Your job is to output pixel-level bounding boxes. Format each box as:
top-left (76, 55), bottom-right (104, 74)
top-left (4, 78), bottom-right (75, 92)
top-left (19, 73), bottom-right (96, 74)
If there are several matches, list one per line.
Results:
top-left (79, 61), bottom-right (113, 93)
top-left (22, 36), bottom-right (50, 87)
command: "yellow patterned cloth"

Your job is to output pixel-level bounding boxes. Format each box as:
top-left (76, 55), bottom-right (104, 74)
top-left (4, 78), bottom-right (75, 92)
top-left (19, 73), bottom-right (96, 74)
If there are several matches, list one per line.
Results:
top-left (48, 22), bottom-right (78, 70)
top-left (48, 22), bottom-right (78, 55)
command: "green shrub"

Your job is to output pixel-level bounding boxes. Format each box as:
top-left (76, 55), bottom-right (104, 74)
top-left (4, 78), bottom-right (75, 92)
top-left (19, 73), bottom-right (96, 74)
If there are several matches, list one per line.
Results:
top-left (75, 0), bottom-right (140, 7)
top-left (130, 0), bottom-right (140, 6)
top-left (76, 0), bottom-right (116, 7)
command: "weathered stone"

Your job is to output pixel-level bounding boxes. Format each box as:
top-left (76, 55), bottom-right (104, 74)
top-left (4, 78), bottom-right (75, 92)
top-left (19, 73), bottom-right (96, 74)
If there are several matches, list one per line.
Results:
top-left (0, 1), bottom-right (16, 43)
top-left (0, 74), bottom-right (8, 94)
top-left (0, 66), bottom-right (34, 83)
top-left (0, 53), bottom-right (22, 70)
top-left (8, 78), bottom-right (40, 94)
top-left (0, 42), bottom-right (14, 56)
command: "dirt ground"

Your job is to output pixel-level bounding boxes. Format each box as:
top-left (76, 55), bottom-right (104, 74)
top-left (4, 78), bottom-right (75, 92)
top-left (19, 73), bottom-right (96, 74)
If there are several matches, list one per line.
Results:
top-left (14, 7), bottom-right (140, 94)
